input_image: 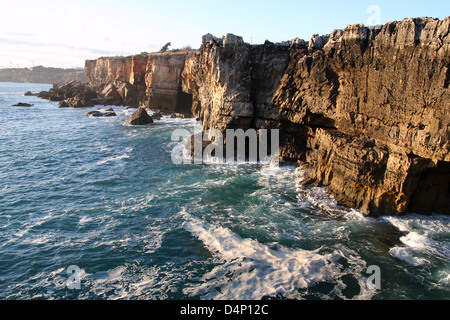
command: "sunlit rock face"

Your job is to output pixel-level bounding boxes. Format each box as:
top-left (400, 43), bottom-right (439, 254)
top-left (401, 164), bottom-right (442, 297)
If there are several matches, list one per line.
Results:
top-left (85, 52), bottom-right (191, 114)
top-left (182, 18), bottom-right (450, 217)
top-left (60, 18), bottom-right (450, 216)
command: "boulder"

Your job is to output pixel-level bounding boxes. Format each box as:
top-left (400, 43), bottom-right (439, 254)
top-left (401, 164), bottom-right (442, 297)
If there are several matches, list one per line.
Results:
top-left (36, 81), bottom-right (99, 107)
top-left (170, 113), bottom-right (192, 119)
top-left (37, 91), bottom-right (51, 99)
top-left (128, 107), bottom-right (154, 125)
top-left (151, 111), bottom-right (163, 120)
top-left (117, 83), bottom-right (140, 107)
top-left (86, 110), bottom-right (117, 117)
top-left (12, 102), bottom-right (33, 107)
top-left (58, 101), bottom-right (69, 108)
top-left (101, 84), bottom-right (123, 105)
top-left (87, 111), bottom-right (103, 117)
top-left (68, 96), bottom-right (94, 108)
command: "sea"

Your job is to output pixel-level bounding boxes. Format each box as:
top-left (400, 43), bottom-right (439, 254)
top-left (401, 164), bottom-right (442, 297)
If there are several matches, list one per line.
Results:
top-left (0, 82), bottom-right (449, 300)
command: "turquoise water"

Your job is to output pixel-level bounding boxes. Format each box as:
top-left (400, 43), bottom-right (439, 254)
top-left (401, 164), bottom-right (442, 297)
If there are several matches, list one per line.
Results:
top-left (0, 82), bottom-right (449, 300)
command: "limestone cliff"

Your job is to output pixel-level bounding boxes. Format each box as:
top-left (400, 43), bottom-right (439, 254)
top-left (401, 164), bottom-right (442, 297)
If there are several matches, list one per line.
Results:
top-left (33, 17), bottom-right (449, 217)
top-left (85, 52), bottom-right (192, 114)
top-left (182, 18), bottom-right (450, 217)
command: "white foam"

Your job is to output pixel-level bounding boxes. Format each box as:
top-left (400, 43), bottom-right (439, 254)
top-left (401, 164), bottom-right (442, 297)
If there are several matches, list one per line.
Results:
top-left (343, 209), bottom-right (369, 221)
top-left (389, 247), bottom-right (430, 266)
top-left (181, 211), bottom-right (374, 300)
top-left (10, 212), bottom-right (56, 240)
top-left (436, 271), bottom-right (450, 287)
top-left (78, 216), bottom-right (93, 225)
top-left (156, 115), bottom-right (198, 126)
top-left (96, 147), bottom-right (132, 165)
top-left (295, 168), bottom-right (349, 217)
top-left (384, 215), bottom-right (450, 267)
top-left (400, 231), bottom-right (433, 250)
top-left (96, 154), bottom-right (129, 165)
top-left (88, 264), bottom-right (171, 300)
top-left (89, 266), bottom-right (126, 284)
top-left (143, 226), bottom-right (165, 254)
top-left (112, 193), bottom-right (157, 214)
top-left (27, 234), bottom-right (55, 245)
top-left (8, 266), bottom-right (90, 299)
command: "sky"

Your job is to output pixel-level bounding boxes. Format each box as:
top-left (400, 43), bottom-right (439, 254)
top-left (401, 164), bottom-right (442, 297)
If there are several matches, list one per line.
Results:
top-left (0, 0), bottom-right (448, 69)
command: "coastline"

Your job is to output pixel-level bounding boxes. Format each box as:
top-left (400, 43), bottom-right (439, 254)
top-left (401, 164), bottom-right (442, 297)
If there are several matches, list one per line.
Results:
top-left (33, 16), bottom-right (450, 218)
top-left (0, 81), bottom-right (449, 300)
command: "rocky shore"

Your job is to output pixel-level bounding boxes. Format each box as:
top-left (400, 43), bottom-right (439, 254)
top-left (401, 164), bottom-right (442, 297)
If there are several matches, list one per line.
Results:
top-left (35, 17), bottom-right (450, 217)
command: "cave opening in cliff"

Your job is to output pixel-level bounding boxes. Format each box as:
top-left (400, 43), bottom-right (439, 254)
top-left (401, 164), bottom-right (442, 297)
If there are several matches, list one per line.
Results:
top-left (176, 91), bottom-right (193, 115)
top-left (444, 64), bottom-right (450, 89)
top-left (408, 160), bottom-right (450, 215)
top-left (176, 84), bottom-right (193, 116)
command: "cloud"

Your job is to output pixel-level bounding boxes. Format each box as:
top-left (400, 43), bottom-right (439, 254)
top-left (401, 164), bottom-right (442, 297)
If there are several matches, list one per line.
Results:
top-left (0, 34), bottom-right (164, 68)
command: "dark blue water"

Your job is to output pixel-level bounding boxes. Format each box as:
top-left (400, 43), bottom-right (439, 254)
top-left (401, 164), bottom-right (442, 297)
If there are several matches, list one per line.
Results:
top-left (0, 82), bottom-right (449, 300)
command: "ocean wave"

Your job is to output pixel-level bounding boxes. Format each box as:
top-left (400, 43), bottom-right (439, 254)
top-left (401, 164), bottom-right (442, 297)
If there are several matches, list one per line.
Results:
top-left (94, 147), bottom-right (132, 166)
top-left (383, 214), bottom-right (450, 267)
top-left (295, 168), bottom-right (355, 218)
top-left (78, 263), bottom-right (170, 300)
top-left (180, 210), bottom-right (375, 300)
top-left (388, 247), bottom-right (431, 266)
top-left (96, 154), bottom-right (130, 165)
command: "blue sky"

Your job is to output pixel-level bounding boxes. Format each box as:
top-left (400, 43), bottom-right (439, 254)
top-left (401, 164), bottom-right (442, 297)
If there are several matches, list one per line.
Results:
top-left (0, 0), bottom-right (448, 68)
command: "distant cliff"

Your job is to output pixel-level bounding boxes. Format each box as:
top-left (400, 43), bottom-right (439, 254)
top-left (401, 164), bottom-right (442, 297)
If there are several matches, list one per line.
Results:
top-left (0, 66), bottom-right (87, 84)
top-left (84, 52), bottom-right (193, 113)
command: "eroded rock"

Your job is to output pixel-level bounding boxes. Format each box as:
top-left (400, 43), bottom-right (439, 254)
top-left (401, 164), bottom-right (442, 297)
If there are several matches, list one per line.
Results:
top-left (12, 102), bottom-right (33, 107)
top-left (37, 81), bottom-right (99, 108)
top-left (128, 107), bottom-right (153, 125)
top-left (87, 110), bottom-right (117, 117)
top-left (58, 101), bottom-right (69, 108)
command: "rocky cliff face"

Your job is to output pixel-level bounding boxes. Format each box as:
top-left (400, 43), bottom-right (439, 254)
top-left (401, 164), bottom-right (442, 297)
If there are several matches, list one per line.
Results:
top-left (183, 34), bottom-right (292, 132)
top-left (34, 17), bottom-right (449, 216)
top-left (85, 52), bottom-right (192, 114)
top-left (182, 17), bottom-right (450, 217)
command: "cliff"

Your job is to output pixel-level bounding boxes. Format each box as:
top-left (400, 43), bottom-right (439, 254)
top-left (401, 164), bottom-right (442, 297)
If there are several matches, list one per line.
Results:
top-left (85, 52), bottom-right (193, 114)
top-left (182, 17), bottom-right (450, 217)
top-left (0, 66), bottom-right (87, 84)
top-left (34, 17), bottom-right (450, 217)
